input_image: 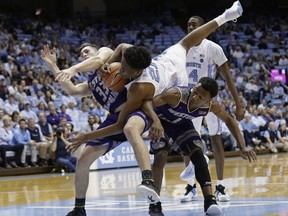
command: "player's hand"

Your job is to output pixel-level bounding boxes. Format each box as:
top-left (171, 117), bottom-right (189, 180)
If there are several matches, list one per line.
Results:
top-left (235, 105), bottom-right (245, 121)
top-left (240, 147), bottom-right (257, 162)
top-left (98, 63), bottom-right (110, 77)
top-left (149, 120), bottom-right (165, 142)
top-left (55, 66), bottom-right (78, 82)
top-left (41, 45), bottom-right (57, 67)
top-left (66, 133), bottom-right (86, 153)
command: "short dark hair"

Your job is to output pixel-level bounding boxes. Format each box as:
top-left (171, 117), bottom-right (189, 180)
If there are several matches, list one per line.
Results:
top-left (198, 77), bottom-right (218, 98)
top-left (78, 43), bottom-right (97, 54)
top-left (189, 16), bottom-right (205, 26)
top-left (124, 46), bottom-right (151, 70)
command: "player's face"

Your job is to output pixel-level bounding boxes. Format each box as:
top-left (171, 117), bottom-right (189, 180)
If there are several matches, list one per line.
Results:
top-left (119, 57), bottom-right (141, 79)
top-left (189, 84), bottom-right (212, 106)
top-left (187, 17), bottom-right (201, 33)
top-left (80, 46), bottom-right (98, 60)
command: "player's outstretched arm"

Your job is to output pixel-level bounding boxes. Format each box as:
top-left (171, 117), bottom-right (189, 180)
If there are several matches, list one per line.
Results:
top-left (56, 47), bottom-right (113, 82)
top-left (41, 45), bottom-right (91, 97)
top-left (210, 99), bottom-right (257, 162)
top-left (219, 62), bottom-right (245, 121)
top-left (180, 1), bottom-right (243, 51)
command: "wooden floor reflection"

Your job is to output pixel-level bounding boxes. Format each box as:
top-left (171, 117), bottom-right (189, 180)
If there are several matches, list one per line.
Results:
top-left (0, 153), bottom-right (288, 215)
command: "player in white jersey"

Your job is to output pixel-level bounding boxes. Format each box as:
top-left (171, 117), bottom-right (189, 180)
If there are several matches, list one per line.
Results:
top-left (66, 1), bottom-right (243, 215)
top-left (180, 15), bottom-right (245, 203)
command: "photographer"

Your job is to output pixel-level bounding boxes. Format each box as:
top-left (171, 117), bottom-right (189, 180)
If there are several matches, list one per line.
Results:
top-left (51, 126), bottom-right (77, 172)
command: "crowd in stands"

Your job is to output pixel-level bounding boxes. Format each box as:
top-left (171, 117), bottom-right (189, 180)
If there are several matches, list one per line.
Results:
top-left (0, 9), bottom-right (288, 171)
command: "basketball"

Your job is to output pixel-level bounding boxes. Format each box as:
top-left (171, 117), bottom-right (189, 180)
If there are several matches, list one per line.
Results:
top-left (102, 62), bottom-right (127, 92)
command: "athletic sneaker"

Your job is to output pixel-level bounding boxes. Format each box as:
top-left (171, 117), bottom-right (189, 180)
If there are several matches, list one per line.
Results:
top-left (149, 202), bottom-right (164, 216)
top-left (66, 207), bottom-right (86, 216)
top-left (215, 185), bottom-right (230, 202)
top-left (180, 184), bottom-right (198, 202)
top-left (224, 1), bottom-right (243, 21)
top-left (204, 195), bottom-right (222, 216)
top-left (180, 162), bottom-right (195, 181)
top-left (180, 155), bottom-right (209, 181)
top-left (136, 180), bottom-right (160, 204)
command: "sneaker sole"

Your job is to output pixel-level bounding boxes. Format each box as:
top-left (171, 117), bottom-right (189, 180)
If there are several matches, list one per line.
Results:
top-left (217, 195), bottom-right (231, 202)
top-left (180, 196), bottom-right (198, 203)
top-left (136, 185), bottom-right (160, 204)
top-left (206, 204), bottom-right (222, 216)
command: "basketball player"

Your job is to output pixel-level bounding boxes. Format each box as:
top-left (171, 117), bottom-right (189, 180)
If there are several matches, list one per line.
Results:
top-left (41, 44), bottom-right (163, 216)
top-left (141, 77), bottom-right (257, 214)
top-left (66, 1), bottom-right (243, 215)
top-left (179, 15), bottom-right (245, 203)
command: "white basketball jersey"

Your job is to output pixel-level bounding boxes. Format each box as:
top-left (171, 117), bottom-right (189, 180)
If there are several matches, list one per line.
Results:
top-left (186, 39), bottom-right (227, 88)
top-left (126, 44), bottom-right (188, 97)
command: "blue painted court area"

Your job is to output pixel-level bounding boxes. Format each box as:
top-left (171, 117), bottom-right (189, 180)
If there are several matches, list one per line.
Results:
top-left (1, 196), bottom-right (288, 216)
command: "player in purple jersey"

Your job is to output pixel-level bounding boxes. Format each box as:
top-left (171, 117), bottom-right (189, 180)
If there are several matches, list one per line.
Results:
top-left (41, 44), bottom-right (160, 216)
top-left (141, 77), bottom-right (257, 215)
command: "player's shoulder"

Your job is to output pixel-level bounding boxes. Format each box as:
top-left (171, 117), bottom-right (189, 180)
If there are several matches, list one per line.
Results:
top-left (204, 39), bottom-right (223, 50)
top-left (98, 47), bottom-right (113, 53)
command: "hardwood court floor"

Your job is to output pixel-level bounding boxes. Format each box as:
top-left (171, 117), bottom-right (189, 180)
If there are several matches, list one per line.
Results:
top-left (0, 153), bottom-right (288, 216)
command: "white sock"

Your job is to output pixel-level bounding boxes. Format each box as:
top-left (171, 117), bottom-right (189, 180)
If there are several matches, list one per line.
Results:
top-left (214, 14), bottom-right (227, 27)
top-left (217, 180), bottom-right (224, 186)
top-left (187, 179), bottom-right (195, 186)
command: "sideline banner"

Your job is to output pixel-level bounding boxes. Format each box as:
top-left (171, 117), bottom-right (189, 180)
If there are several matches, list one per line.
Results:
top-left (90, 139), bottom-right (153, 170)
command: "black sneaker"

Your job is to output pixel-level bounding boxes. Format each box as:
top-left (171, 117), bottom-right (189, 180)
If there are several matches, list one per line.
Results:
top-left (204, 195), bottom-right (222, 215)
top-left (215, 185), bottom-right (230, 202)
top-left (149, 202), bottom-right (164, 216)
top-left (180, 184), bottom-right (198, 202)
top-left (136, 180), bottom-right (160, 204)
top-left (66, 207), bottom-right (86, 216)
top-left (17, 162), bottom-right (28, 167)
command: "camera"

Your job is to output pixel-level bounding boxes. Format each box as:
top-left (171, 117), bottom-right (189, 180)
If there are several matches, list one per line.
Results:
top-left (56, 127), bottom-right (64, 137)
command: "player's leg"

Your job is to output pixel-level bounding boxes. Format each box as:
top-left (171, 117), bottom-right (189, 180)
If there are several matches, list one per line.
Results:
top-left (66, 144), bottom-right (108, 216)
top-left (206, 112), bottom-right (230, 202)
top-left (177, 123), bottom-right (222, 215)
top-left (180, 117), bottom-right (203, 202)
top-left (123, 111), bottom-right (162, 216)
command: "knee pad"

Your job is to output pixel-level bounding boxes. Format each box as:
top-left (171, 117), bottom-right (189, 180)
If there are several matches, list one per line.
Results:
top-left (190, 149), bottom-right (211, 188)
top-left (149, 138), bottom-right (169, 155)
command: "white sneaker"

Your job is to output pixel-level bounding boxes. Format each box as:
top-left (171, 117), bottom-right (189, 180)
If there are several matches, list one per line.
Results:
top-left (180, 162), bottom-right (195, 181)
top-left (180, 184), bottom-right (198, 202)
top-left (215, 185), bottom-right (230, 202)
top-left (180, 155), bottom-right (209, 181)
top-left (136, 181), bottom-right (160, 204)
top-left (224, 1), bottom-right (243, 21)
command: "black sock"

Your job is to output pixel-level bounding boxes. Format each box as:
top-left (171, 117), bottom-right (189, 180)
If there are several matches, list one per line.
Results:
top-left (142, 170), bottom-right (154, 183)
top-left (75, 198), bottom-right (86, 208)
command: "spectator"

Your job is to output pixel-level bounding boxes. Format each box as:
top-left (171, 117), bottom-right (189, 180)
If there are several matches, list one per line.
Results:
top-left (20, 101), bottom-right (39, 121)
top-left (51, 127), bottom-right (77, 172)
top-left (58, 104), bottom-right (72, 123)
top-left (11, 119), bottom-right (35, 166)
top-left (81, 114), bottom-right (100, 133)
top-left (47, 105), bottom-right (59, 126)
top-left (263, 121), bottom-right (278, 153)
top-left (4, 94), bottom-right (19, 115)
top-left (0, 108), bottom-right (4, 127)
top-left (11, 111), bottom-right (20, 128)
top-left (276, 120), bottom-right (288, 152)
top-left (26, 118), bottom-right (50, 166)
top-left (0, 115), bottom-right (24, 168)
top-left (240, 113), bottom-right (262, 149)
top-left (273, 81), bottom-right (285, 99)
